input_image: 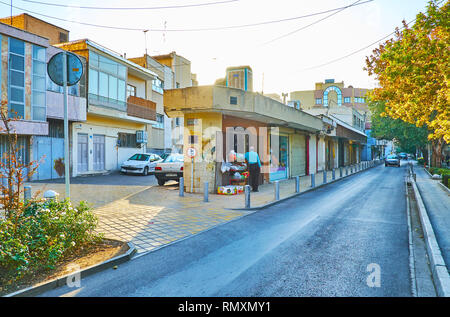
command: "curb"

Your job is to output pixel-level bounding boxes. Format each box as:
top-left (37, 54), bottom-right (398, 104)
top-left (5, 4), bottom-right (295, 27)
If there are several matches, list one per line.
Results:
top-left (4, 241), bottom-right (136, 297)
top-left (405, 178), bottom-right (418, 297)
top-left (231, 160), bottom-right (383, 211)
top-left (422, 166), bottom-right (450, 194)
top-left (410, 178), bottom-right (450, 297)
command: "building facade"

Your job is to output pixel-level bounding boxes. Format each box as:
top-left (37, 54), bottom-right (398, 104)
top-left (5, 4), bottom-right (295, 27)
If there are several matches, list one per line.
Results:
top-left (56, 39), bottom-right (157, 176)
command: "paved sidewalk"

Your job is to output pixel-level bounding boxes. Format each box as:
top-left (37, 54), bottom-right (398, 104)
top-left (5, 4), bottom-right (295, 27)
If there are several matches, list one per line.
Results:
top-left (26, 165), bottom-right (365, 254)
top-left (414, 166), bottom-right (450, 270)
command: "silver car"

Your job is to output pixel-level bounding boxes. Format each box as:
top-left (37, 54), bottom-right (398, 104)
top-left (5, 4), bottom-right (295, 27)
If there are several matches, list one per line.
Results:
top-left (121, 153), bottom-right (163, 176)
top-left (385, 154), bottom-right (401, 167)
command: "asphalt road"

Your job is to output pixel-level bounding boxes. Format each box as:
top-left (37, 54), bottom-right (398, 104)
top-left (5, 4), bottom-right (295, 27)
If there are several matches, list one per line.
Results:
top-left (41, 162), bottom-right (411, 297)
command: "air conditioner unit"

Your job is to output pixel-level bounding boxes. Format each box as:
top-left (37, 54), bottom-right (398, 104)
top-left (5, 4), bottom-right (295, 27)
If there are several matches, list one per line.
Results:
top-left (136, 130), bottom-right (148, 144)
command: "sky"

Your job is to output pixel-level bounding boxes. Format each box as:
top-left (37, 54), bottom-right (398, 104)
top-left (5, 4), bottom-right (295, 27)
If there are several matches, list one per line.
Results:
top-left (0, 0), bottom-right (433, 96)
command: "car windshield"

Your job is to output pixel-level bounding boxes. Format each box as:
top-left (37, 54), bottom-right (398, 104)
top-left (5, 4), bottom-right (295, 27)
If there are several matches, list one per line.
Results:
top-left (129, 154), bottom-right (150, 161)
top-left (163, 154), bottom-right (184, 163)
top-left (387, 155), bottom-right (398, 159)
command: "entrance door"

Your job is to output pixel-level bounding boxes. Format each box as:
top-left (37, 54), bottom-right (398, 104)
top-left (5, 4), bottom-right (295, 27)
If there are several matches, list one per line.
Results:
top-left (77, 133), bottom-right (88, 173)
top-left (93, 134), bottom-right (105, 171)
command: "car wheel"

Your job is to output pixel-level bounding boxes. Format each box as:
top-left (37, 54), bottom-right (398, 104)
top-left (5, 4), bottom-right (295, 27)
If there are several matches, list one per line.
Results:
top-left (142, 166), bottom-right (149, 176)
top-left (157, 178), bottom-right (166, 186)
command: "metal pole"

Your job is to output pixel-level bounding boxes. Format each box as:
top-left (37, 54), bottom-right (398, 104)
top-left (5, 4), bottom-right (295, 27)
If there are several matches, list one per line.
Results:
top-left (340, 167), bottom-right (342, 178)
top-left (311, 173), bottom-right (315, 187)
top-left (179, 177), bottom-right (184, 197)
top-left (332, 168), bottom-right (335, 180)
top-left (244, 185), bottom-right (250, 208)
top-left (274, 181), bottom-right (279, 201)
top-left (323, 170), bottom-right (327, 184)
top-left (63, 51), bottom-right (70, 199)
top-left (204, 182), bottom-right (209, 202)
top-left (295, 176), bottom-right (300, 193)
top-left (190, 157), bottom-right (194, 193)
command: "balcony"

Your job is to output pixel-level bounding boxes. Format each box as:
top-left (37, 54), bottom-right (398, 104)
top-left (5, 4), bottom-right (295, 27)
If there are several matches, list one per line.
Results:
top-left (127, 96), bottom-right (156, 122)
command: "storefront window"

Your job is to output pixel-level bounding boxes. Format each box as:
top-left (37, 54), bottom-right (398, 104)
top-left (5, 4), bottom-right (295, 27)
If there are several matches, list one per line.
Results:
top-left (270, 135), bottom-right (289, 181)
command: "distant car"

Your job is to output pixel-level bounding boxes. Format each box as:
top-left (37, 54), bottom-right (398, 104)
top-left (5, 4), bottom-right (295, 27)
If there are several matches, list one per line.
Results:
top-left (398, 153), bottom-right (408, 160)
top-left (154, 153), bottom-right (184, 186)
top-left (121, 153), bottom-right (162, 176)
top-left (385, 154), bottom-right (401, 167)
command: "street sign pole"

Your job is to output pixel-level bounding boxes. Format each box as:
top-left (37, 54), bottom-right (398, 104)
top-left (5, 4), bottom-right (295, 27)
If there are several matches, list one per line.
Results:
top-left (63, 51), bottom-right (70, 198)
top-left (190, 157), bottom-right (194, 193)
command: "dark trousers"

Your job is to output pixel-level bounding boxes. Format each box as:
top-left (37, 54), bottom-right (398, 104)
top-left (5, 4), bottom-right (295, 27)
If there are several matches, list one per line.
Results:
top-left (248, 163), bottom-right (260, 191)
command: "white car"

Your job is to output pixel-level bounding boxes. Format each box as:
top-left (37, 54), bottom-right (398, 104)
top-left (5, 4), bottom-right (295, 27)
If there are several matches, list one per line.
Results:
top-left (154, 153), bottom-right (184, 186)
top-left (121, 153), bottom-right (162, 176)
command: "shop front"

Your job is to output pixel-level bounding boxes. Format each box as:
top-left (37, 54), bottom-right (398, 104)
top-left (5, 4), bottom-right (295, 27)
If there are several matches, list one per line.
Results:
top-left (269, 134), bottom-right (289, 181)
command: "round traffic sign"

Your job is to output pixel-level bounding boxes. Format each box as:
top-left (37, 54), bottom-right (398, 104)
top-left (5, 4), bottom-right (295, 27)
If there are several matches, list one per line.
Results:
top-left (47, 52), bottom-right (83, 87)
top-left (186, 147), bottom-right (197, 158)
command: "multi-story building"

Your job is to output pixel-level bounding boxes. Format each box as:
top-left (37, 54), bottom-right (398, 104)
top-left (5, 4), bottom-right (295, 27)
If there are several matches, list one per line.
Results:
top-left (0, 21), bottom-right (87, 181)
top-left (151, 51), bottom-right (198, 154)
top-left (56, 39), bottom-right (158, 176)
top-left (127, 54), bottom-right (174, 155)
top-left (290, 79), bottom-right (369, 132)
top-left (0, 13), bottom-right (69, 45)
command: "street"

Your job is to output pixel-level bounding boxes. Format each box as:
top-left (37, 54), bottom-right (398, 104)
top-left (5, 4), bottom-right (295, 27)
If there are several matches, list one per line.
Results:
top-left (41, 162), bottom-right (412, 297)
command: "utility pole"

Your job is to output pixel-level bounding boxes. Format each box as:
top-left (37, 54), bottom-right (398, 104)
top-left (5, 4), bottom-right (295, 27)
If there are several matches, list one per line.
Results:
top-left (143, 30), bottom-right (149, 56)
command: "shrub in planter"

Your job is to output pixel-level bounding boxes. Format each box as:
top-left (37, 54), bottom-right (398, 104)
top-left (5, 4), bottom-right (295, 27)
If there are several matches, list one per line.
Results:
top-left (0, 199), bottom-right (103, 284)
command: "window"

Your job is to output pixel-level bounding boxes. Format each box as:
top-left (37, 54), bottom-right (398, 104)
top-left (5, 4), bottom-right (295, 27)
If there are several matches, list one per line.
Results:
top-left (9, 38), bottom-right (25, 119)
top-left (344, 97), bottom-right (351, 103)
top-left (59, 32), bottom-right (68, 43)
top-left (315, 98), bottom-right (322, 105)
top-left (117, 132), bottom-right (138, 148)
top-left (89, 51), bottom-right (127, 109)
top-left (153, 114), bottom-right (164, 129)
top-left (230, 96), bottom-right (238, 105)
top-left (32, 45), bottom-right (46, 121)
top-left (323, 86), bottom-right (342, 107)
top-left (175, 117), bottom-right (181, 126)
top-left (152, 78), bottom-right (164, 94)
top-left (127, 84), bottom-right (136, 97)
top-left (355, 97), bottom-right (366, 103)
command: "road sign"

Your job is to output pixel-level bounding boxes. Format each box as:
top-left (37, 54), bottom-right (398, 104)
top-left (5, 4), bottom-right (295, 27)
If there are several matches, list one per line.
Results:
top-left (47, 52), bottom-right (83, 86)
top-left (187, 147), bottom-right (197, 158)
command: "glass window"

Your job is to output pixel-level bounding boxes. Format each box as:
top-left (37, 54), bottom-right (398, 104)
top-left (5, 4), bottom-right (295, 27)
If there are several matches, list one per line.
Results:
top-left (99, 55), bottom-right (118, 75)
top-left (127, 84), bottom-right (136, 97)
top-left (32, 45), bottom-right (46, 121)
top-left (89, 68), bottom-right (98, 95)
top-left (108, 75), bottom-right (118, 100)
top-left (153, 114), bottom-right (164, 129)
top-left (118, 65), bottom-right (126, 79)
top-left (33, 45), bottom-right (45, 61)
top-left (9, 38), bottom-right (25, 119)
top-left (152, 78), bottom-right (164, 94)
top-left (9, 38), bottom-right (24, 55)
top-left (344, 97), bottom-right (351, 103)
top-left (118, 79), bottom-right (126, 102)
top-left (89, 51), bottom-right (99, 68)
top-left (99, 72), bottom-right (108, 97)
top-left (315, 98), bottom-right (322, 105)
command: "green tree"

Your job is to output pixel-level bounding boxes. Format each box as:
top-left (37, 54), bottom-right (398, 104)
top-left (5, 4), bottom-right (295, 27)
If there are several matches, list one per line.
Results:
top-left (365, 0), bottom-right (449, 167)
top-left (369, 101), bottom-right (429, 156)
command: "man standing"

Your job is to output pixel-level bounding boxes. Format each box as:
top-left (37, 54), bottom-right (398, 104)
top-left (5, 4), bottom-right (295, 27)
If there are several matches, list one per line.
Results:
top-left (245, 146), bottom-right (261, 192)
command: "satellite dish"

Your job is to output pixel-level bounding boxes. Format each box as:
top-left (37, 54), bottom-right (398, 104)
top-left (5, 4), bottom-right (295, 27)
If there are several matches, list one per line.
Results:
top-left (47, 52), bottom-right (83, 87)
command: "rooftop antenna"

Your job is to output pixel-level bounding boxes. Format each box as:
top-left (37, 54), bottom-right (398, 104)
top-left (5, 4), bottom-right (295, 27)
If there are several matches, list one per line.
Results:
top-left (143, 30), bottom-right (149, 56)
top-left (261, 72), bottom-right (264, 95)
top-left (10, 0), bottom-right (12, 25)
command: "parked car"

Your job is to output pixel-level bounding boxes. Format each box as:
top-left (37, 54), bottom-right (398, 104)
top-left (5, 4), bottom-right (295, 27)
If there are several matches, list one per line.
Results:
top-left (154, 153), bottom-right (184, 186)
top-left (385, 154), bottom-right (401, 167)
top-left (120, 153), bottom-right (162, 176)
top-left (398, 152), bottom-right (408, 160)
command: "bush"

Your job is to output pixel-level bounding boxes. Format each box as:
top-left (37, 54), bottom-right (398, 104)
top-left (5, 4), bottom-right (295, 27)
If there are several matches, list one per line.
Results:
top-left (429, 167), bottom-right (450, 176)
top-left (0, 199), bottom-right (102, 284)
top-left (417, 157), bottom-right (425, 165)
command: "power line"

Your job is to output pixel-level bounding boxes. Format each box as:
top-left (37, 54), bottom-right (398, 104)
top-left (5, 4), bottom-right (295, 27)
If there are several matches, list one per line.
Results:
top-left (18, 0), bottom-right (240, 10)
top-left (263, 0), bottom-right (368, 45)
top-left (1, 0), bottom-right (374, 32)
top-left (297, 17), bottom-right (417, 72)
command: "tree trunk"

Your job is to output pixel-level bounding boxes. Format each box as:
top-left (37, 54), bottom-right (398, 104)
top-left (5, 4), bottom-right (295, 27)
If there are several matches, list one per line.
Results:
top-left (431, 138), bottom-right (443, 168)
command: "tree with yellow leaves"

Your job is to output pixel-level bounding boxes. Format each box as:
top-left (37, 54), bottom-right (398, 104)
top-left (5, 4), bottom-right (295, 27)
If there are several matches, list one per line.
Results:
top-left (365, 0), bottom-right (449, 167)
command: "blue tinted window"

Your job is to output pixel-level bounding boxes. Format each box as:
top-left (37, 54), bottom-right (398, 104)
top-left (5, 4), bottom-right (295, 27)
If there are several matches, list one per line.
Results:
top-left (9, 38), bottom-right (24, 55)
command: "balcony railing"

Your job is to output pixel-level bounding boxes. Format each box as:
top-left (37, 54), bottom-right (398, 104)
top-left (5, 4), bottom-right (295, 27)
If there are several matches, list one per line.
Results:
top-left (127, 96), bottom-right (157, 122)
